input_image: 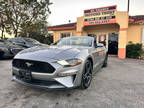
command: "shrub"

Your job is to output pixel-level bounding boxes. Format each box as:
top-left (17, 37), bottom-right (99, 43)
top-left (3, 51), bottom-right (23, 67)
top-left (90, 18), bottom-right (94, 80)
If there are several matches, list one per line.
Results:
top-left (126, 42), bottom-right (143, 59)
top-left (141, 50), bottom-right (144, 60)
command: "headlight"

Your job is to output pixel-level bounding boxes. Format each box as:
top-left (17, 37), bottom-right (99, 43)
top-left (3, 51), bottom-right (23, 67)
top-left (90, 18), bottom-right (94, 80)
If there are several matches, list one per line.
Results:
top-left (57, 58), bottom-right (82, 67)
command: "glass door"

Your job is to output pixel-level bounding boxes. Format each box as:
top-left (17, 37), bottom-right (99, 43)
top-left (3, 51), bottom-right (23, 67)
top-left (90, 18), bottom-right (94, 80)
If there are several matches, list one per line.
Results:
top-left (108, 33), bottom-right (119, 55)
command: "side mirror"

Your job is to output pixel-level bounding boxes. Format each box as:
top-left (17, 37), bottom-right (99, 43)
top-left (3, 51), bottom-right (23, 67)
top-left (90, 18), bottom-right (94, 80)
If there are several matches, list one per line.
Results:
top-left (97, 43), bottom-right (104, 47)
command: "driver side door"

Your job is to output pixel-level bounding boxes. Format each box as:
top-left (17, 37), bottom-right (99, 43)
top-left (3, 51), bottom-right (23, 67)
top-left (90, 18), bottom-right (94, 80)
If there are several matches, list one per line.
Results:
top-left (91, 38), bottom-right (102, 73)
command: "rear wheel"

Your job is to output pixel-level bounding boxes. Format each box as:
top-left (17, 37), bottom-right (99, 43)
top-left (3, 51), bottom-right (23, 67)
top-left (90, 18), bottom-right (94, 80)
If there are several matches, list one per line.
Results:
top-left (81, 60), bottom-right (93, 89)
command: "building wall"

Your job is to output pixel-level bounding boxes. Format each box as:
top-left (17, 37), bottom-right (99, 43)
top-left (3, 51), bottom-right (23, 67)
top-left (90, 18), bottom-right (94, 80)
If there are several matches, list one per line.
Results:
top-left (53, 30), bottom-right (77, 42)
top-left (116, 11), bottom-right (129, 59)
top-left (83, 24), bottom-right (119, 35)
top-left (81, 11), bottom-right (129, 59)
top-left (52, 10), bottom-right (144, 59)
top-left (76, 17), bottom-right (85, 36)
top-left (116, 11), bottom-right (129, 29)
top-left (127, 24), bottom-right (144, 44)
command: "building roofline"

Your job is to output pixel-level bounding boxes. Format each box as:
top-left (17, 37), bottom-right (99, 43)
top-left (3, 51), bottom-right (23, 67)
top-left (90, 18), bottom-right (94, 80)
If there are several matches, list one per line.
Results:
top-left (48, 23), bottom-right (77, 31)
top-left (129, 15), bottom-right (144, 24)
top-left (48, 14), bottom-right (144, 31)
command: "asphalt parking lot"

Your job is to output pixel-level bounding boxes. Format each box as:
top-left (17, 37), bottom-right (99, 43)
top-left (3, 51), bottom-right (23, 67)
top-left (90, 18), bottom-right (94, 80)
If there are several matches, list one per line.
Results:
top-left (0, 57), bottom-right (144, 108)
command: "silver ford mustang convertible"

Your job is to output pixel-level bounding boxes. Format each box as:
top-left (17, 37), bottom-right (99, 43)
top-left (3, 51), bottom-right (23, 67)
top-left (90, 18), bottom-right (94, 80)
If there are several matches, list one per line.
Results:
top-left (12, 36), bottom-right (108, 90)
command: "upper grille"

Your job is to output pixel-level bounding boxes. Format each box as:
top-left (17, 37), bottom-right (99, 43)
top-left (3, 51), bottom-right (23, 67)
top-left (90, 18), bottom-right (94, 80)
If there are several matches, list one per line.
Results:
top-left (12, 59), bottom-right (55, 73)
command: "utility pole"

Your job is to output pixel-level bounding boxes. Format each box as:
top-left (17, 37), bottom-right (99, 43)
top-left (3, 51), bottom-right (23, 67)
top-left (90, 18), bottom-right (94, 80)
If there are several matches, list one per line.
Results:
top-left (128, 0), bottom-right (130, 12)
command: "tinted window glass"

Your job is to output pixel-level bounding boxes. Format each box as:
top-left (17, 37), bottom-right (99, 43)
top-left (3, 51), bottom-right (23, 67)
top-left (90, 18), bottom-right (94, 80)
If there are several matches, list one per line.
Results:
top-left (8, 38), bottom-right (24, 43)
top-left (23, 38), bottom-right (40, 44)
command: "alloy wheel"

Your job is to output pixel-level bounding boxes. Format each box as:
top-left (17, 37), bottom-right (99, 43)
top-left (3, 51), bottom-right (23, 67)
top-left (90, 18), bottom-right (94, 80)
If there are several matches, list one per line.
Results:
top-left (82, 61), bottom-right (92, 88)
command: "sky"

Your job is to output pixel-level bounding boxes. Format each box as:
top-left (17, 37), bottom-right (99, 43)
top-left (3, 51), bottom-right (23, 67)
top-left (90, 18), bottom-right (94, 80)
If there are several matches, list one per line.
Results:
top-left (48, 0), bottom-right (144, 25)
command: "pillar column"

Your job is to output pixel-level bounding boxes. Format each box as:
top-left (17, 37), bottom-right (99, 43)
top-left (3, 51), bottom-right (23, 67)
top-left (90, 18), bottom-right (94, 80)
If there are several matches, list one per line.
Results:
top-left (118, 28), bottom-right (128, 59)
top-left (76, 17), bottom-right (84, 36)
top-left (116, 11), bottom-right (129, 59)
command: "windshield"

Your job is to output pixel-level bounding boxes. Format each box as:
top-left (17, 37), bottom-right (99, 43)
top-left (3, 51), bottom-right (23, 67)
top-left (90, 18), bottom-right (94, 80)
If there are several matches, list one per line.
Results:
top-left (54, 37), bottom-right (93, 47)
top-left (24, 38), bottom-right (40, 44)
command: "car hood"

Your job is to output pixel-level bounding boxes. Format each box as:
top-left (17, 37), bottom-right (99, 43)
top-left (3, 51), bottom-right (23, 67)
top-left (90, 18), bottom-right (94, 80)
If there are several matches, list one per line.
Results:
top-left (15, 45), bottom-right (84, 62)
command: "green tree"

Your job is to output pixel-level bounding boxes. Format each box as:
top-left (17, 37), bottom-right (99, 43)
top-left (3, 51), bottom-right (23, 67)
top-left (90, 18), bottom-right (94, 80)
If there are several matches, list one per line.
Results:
top-left (20, 18), bottom-right (53, 44)
top-left (126, 42), bottom-right (143, 59)
top-left (0, 0), bottom-right (52, 37)
top-left (0, 1), bottom-right (7, 39)
top-left (0, 16), bottom-right (5, 39)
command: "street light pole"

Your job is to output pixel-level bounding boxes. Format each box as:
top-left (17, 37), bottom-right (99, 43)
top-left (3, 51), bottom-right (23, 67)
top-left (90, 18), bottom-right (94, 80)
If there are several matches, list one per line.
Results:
top-left (128, 0), bottom-right (130, 12)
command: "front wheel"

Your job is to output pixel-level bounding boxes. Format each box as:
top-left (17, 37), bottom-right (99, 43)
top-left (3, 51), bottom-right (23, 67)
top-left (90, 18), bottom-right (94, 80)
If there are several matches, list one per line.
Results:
top-left (81, 60), bottom-right (93, 89)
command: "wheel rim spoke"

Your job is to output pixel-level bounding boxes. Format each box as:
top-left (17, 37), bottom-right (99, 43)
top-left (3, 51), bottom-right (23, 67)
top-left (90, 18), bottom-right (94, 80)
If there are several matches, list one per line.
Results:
top-left (83, 62), bottom-right (92, 86)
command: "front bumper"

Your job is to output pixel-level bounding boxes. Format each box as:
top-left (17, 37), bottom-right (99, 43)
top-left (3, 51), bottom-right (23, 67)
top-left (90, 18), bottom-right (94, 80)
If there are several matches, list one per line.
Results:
top-left (12, 76), bottom-right (76, 90)
top-left (12, 65), bottom-right (82, 90)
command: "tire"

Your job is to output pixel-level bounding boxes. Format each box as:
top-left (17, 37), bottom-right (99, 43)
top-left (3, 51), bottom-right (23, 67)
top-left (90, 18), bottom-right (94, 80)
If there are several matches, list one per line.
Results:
top-left (81, 60), bottom-right (93, 89)
top-left (103, 54), bottom-right (108, 67)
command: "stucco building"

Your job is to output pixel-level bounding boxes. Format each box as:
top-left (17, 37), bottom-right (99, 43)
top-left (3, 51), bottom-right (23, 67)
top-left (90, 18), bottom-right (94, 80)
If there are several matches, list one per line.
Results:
top-left (48, 5), bottom-right (144, 59)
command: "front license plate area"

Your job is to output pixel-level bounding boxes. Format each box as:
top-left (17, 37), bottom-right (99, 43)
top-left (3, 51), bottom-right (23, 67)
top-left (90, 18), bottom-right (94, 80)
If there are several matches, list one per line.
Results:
top-left (19, 70), bottom-right (32, 82)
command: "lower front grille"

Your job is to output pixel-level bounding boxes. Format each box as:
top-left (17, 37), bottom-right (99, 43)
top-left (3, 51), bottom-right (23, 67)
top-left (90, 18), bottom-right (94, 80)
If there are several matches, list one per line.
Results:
top-left (16, 75), bottom-right (59, 86)
top-left (13, 59), bottom-right (55, 73)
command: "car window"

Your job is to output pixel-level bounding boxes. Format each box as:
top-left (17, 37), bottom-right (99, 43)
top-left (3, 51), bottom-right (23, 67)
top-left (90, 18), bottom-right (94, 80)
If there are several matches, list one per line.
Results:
top-left (8, 38), bottom-right (24, 44)
top-left (23, 38), bottom-right (40, 44)
top-left (54, 37), bottom-right (93, 47)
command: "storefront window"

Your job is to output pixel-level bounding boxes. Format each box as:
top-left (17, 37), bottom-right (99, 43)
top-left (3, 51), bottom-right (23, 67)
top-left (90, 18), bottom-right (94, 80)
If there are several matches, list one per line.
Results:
top-left (88, 34), bottom-right (97, 45)
top-left (98, 34), bottom-right (107, 47)
top-left (108, 33), bottom-right (118, 42)
top-left (60, 32), bottom-right (72, 38)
